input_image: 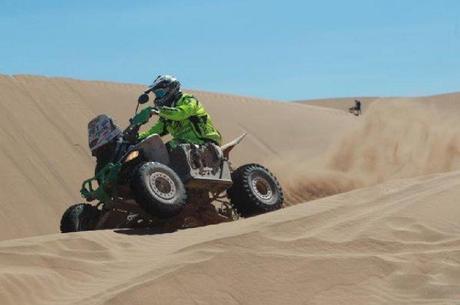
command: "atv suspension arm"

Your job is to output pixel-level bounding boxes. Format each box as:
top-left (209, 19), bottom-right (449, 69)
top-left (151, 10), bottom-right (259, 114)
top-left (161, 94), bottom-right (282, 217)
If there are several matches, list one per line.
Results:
top-left (80, 163), bottom-right (122, 202)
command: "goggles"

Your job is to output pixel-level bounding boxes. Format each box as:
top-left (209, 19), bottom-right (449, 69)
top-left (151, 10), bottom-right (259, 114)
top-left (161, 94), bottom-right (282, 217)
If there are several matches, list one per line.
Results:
top-left (153, 88), bottom-right (167, 98)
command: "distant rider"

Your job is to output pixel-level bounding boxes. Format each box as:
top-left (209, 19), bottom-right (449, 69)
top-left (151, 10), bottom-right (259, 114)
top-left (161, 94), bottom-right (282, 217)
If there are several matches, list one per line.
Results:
top-left (349, 99), bottom-right (362, 116)
top-left (137, 75), bottom-right (222, 147)
top-left (354, 100), bottom-right (362, 114)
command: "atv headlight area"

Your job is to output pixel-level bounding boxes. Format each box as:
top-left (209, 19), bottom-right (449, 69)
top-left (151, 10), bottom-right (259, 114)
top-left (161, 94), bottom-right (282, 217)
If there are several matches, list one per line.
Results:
top-left (124, 150), bottom-right (140, 163)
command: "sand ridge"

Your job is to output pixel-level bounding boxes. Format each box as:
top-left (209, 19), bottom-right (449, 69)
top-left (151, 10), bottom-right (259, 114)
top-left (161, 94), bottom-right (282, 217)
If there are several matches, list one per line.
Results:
top-left (297, 92), bottom-right (460, 115)
top-left (1, 170), bottom-right (460, 305)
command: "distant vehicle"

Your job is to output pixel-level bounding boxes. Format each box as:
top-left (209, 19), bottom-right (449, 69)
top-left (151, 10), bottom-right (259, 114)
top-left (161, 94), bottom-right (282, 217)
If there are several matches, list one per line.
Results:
top-left (348, 100), bottom-right (362, 116)
top-left (60, 93), bottom-right (284, 233)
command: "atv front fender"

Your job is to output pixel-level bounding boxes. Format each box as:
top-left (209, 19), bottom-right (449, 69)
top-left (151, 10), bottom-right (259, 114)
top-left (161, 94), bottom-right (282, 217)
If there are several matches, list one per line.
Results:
top-left (137, 134), bottom-right (170, 165)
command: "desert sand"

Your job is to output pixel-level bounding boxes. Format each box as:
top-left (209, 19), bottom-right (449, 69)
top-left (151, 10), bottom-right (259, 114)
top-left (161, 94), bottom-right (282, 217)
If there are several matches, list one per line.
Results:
top-left (0, 75), bottom-right (353, 240)
top-left (0, 75), bottom-right (459, 304)
top-left (298, 92), bottom-right (460, 115)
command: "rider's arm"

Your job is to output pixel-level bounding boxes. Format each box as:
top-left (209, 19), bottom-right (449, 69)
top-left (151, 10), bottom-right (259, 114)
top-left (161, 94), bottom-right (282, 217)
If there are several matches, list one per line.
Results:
top-left (158, 97), bottom-right (199, 121)
top-left (138, 119), bottom-right (167, 140)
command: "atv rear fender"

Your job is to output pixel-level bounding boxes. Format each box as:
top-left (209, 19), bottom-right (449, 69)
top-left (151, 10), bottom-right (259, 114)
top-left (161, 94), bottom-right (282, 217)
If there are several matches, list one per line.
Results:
top-left (221, 133), bottom-right (247, 159)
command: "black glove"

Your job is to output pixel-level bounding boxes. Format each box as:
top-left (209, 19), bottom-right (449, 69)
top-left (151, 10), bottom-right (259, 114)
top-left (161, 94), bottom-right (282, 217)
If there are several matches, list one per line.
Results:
top-left (124, 125), bottom-right (139, 143)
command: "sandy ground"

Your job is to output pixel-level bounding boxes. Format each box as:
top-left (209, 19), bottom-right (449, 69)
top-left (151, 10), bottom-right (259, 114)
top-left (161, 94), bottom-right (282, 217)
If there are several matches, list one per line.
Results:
top-left (0, 75), bottom-right (352, 240)
top-left (0, 75), bottom-right (459, 304)
top-left (297, 92), bottom-right (460, 115)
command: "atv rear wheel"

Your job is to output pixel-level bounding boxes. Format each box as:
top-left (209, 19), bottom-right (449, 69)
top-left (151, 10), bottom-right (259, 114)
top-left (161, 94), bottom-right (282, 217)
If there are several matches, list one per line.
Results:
top-left (227, 164), bottom-right (284, 217)
top-left (60, 203), bottom-right (100, 233)
top-left (132, 162), bottom-right (187, 218)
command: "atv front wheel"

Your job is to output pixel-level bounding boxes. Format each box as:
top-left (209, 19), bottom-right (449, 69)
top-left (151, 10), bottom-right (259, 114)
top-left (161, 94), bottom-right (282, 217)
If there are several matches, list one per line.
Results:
top-left (132, 162), bottom-right (187, 218)
top-left (227, 164), bottom-right (284, 217)
top-left (60, 203), bottom-right (100, 233)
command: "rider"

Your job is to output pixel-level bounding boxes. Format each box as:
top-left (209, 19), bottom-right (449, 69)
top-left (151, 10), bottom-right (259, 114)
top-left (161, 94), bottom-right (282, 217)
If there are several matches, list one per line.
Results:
top-left (354, 100), bottom-right (362, 114)
top-left (138, 75), bottom-right (222, 148)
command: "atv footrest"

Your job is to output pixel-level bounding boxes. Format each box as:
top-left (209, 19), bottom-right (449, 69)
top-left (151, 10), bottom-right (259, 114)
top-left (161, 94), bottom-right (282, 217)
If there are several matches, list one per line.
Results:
top-left (185, 177), bottom-right (233, 193)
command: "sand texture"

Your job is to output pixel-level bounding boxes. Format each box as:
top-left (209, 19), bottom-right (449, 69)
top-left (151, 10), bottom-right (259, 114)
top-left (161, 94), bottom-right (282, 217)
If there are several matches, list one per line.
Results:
top-left (0, 75), bottom-right (352, 240)
top-left (0, 75), bottom-right (459, 304)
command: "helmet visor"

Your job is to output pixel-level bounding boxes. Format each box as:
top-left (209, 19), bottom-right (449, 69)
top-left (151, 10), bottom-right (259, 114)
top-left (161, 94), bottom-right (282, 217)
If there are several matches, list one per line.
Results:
top-left (153, 88), bottom-right (167, 99)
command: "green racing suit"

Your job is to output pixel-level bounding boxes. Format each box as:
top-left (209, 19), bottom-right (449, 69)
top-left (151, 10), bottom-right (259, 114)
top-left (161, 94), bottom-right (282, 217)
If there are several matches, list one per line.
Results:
top-left (138, 93), bottom-right (222, 147)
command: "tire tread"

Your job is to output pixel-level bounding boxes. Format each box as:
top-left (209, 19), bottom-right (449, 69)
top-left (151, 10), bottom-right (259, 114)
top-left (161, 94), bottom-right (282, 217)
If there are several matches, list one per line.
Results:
top-left (131, 162), bottom-right (187, 218)
top-left (60, 203), bottom-right (100, 233)
top-left (227, 163), bottom-right (284, 217)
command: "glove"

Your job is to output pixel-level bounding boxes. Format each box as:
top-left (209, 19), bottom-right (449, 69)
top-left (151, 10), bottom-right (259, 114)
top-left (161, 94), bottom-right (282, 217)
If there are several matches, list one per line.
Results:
top-left (124, 125), bottom-right (139, 143)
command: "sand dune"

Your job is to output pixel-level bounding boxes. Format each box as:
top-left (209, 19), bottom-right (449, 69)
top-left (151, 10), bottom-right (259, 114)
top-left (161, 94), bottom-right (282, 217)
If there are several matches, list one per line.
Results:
top-left (0, 75), bottom-right (352, 240)
top-left (1, 75), bottom-right (460, 304)
top-left (274, 100), bottom-right (460, 203)
top-left (1, 170), bottom-right (459, 305)
top-left (297, 92), bottom-right (460, 115)
top-left (296, 96), bottom-right (379, 114)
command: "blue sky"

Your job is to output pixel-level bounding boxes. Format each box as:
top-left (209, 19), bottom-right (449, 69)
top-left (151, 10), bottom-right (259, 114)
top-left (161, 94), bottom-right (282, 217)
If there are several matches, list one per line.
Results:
top-left (1, 0), bottom-right (459, 100)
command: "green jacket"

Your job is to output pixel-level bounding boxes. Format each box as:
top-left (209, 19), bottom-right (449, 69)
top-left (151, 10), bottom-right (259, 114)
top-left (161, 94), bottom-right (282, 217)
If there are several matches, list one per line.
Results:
top-left (138, 94), bottom-right (222, 146)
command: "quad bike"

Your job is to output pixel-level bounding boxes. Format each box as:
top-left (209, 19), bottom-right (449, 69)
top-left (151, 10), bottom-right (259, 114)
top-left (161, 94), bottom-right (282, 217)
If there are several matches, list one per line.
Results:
top-left (348, 100), bottom-right (362, 116)
top-left (60, 93), bottom-right (284, 233)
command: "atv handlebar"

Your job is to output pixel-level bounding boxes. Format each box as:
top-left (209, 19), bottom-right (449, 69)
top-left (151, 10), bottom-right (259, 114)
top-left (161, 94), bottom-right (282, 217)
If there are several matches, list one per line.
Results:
top-left (123, 106), bottom-right (159, 143)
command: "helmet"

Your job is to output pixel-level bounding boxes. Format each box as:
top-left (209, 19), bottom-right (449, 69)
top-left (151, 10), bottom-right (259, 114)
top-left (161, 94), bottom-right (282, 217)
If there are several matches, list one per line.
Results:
top-left (148, 75), bottom-right (181, 107)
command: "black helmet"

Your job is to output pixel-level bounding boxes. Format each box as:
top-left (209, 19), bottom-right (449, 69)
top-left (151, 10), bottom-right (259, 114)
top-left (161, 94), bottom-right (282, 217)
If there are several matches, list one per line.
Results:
top-left (147, 75), bottom-right (181, 107)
